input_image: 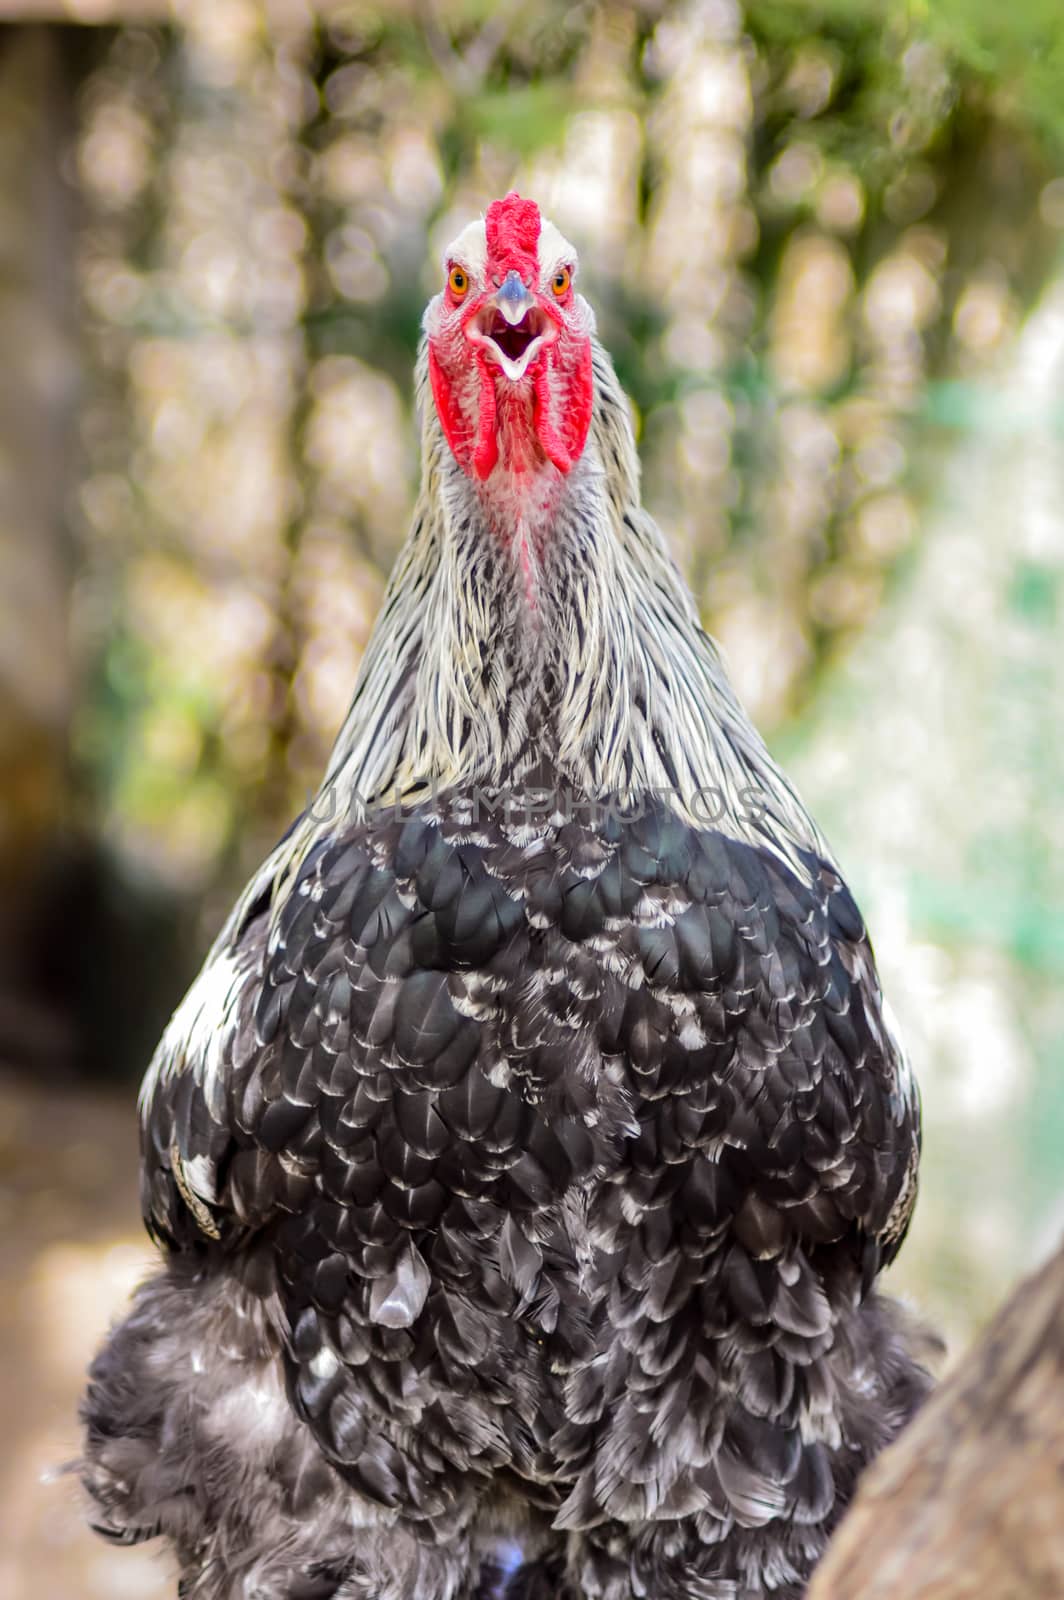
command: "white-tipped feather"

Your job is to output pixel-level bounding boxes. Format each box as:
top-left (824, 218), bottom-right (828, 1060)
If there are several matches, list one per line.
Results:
top-left (231, 338), bottom-right (831, 950)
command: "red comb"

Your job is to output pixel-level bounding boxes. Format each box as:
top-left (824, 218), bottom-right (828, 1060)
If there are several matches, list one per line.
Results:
top-left (485, 192), bottom-right (541, 281)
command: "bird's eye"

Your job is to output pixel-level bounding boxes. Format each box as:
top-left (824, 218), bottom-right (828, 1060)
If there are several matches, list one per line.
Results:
top-left (551, 266), bottom-right (571, 298)
top-left (448, 265), bottom-right (469, 298)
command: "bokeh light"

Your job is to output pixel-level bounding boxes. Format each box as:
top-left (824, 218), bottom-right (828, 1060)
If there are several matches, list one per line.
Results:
top-left (0, 2), bottom-right (1062, 1591)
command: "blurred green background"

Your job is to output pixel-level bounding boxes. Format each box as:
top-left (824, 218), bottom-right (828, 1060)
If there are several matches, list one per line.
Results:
top-left (1, 0), bottom-right (1062, 1593)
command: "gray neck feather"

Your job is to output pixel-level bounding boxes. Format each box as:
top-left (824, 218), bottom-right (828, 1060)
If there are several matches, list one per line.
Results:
top-left (246, 340), bottom-right (828, 929)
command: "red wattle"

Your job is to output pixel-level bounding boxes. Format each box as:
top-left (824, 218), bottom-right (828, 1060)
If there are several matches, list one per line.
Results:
top-left (532, 361), bottom-right (572, 474)
top-left (473, 351), bottom-right (499, 480)
top-left (532, 340), bottom-right (593, 476)
top-left (561, 337), bottom-right (594, 468)
top-left (428, 344), bottom-right (471, 471)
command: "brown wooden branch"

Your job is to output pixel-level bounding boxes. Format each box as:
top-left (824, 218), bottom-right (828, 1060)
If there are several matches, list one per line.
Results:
top-left (809, 1239), bottom-right (1064, 1599)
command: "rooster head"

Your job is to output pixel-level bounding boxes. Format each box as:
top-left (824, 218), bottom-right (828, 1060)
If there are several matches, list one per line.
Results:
top-left (423, 193), bottom-right (595, 483)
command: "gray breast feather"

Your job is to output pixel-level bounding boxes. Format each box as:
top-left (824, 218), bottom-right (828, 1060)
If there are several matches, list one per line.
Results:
top-left (133, 794), bottom-right (921, 1561)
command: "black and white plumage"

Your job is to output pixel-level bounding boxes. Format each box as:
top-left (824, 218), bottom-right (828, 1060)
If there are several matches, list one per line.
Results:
top-left (82, 195), bottom-right (932, 1600)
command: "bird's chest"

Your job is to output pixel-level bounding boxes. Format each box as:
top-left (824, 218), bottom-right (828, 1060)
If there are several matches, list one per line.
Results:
top-left (238, 791), bottom-right (872, 1332)
top-left (251, 795), bottom-right (771, 1306)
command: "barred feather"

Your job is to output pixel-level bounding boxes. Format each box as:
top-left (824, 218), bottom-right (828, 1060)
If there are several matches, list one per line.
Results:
top-left (84, 201), bottom-right (934, 1600)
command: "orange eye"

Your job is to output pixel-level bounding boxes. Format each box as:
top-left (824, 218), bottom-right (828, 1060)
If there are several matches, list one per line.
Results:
top-left (551, 266), bottom-right (571, 298)
top-left (448, 264), bottom-right (469, 298)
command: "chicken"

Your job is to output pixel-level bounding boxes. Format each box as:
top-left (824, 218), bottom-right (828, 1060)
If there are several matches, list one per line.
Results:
top-left (81, 192), bottom-right (933, 1600)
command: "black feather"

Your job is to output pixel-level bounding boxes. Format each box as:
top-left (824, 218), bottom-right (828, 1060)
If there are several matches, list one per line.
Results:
top-left (84, 793), bottom-right (931, 1600)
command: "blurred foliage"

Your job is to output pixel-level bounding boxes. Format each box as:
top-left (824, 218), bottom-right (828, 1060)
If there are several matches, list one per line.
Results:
top-left (64, 0), bottom-right (1064, 914)
top-left (0, 0), bottom-right (1061, 1336)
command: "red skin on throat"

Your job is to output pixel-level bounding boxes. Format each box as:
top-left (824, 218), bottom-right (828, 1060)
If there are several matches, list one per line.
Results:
top-left (429, 193), bottom-right (594, 487)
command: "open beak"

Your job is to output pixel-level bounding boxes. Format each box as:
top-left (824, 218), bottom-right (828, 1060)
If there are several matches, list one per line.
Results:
top-left (465, 269), bottom-right (557, 381)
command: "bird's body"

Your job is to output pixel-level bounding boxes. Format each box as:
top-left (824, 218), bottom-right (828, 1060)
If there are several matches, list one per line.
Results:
top-left (82, 196), bottom-right (932, 1600)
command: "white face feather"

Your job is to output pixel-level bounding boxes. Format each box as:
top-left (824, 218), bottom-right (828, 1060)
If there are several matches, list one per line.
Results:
top-left (439, 211), bottom-right (579, 294)
top-left (535, 218), bottom-right (578, 289)
top-left (442, 217), bottom-right (488, 282)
